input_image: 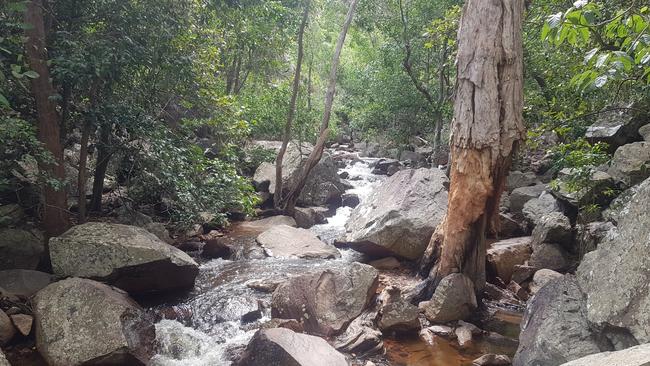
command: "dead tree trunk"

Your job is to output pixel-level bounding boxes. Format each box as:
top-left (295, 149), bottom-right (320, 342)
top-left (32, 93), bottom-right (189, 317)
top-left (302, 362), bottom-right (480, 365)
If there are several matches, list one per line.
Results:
top-left (274, 0), bottom-right (311, 210)
top-left (419, 0), bottom-right (526, 298)
top-left (24, 0), bottom-right (71, 237)
top-left (281, 0), bottom-right (359, 212)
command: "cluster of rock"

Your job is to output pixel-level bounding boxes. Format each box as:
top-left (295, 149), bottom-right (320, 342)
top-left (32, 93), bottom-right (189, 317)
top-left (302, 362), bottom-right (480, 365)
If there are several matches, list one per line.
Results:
top-left (0, 218), bottom-right (199, 365)
top-left (513, 175), bottom-right (650, 365)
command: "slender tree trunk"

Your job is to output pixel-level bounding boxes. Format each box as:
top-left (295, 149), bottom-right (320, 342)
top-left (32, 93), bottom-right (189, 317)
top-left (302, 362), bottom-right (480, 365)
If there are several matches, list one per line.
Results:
top-left (24, 0), bottom-right (71, 237)
top-left (90, 125), bottom-right (112, 212)
top-left (275, 0), bottom-right (311, 210)
top-left (281, 0), bottom-right (359, 212)
top-left (419, 0), bottom-right (526, 298)
top-left (77, 117), bottom-right (93, 223)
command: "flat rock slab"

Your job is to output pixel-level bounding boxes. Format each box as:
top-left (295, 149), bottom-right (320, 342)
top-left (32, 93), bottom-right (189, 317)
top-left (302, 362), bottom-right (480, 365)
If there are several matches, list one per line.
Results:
top-left (49, 222), bottom-right (198, 294)
top-left (257, 225), bottom-right (340, 259)
top-left (237, 328), bottom-right (348, 366)
top-left (487, 237), bottom-right (532, 283)
top-left (232, 216), bottom-right (297, 236)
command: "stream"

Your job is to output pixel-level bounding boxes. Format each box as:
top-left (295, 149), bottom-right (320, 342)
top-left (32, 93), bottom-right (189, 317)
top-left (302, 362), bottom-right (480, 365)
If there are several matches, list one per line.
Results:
top-left (149, 156), bottom-right (521, 366)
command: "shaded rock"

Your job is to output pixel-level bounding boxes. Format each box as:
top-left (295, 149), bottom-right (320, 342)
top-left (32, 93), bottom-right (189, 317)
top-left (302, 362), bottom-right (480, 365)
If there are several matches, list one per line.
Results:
top-left (0, 270), bottom-right (52, 297)
top-left (237, 328), bottom-right (347, 366)
top-left (506, 281), bottom-right (528, 301)
top-left (201, 237), bottom-right (233, 259)
top-left (257, 225), bottom-right (340, 259)
top-left (528, 242), bottom-right (571, 272)
top-left (10, 314), bottom-right (32, 336)
top-left (473, 354), bottom-right (512, 366)
top-left (575, 221), bottom-right (614, 258)
top-left (253, 143), bottom-right (346, 206)
top-left (419, 273), bottom-right (477, 323)
top-left (0, 204), bottom-right (24, 227)
top-left (483, 283), bottom-right (521, 307)
top-left (577, 177), bottom-right (650, 343)
top-left (607, 141), bottom-right (650, 187)
top-left (585, 107), bottom-right (647, 150)
top-left (531, 212), bottom-right (573, 248)
top-left (50, 222), bottom-right (198, 294)
top-left (261, 318), bottom-right (304, 333)
top-left (507, 171), bottom-right (538, 193)
top-left (0, 229), bottom-right (44, 270)
top-left (144, 222), bottom-right (174, 245)
top-left (497, 212), bottom-right (524, 238)
top-left (400, 150), bottom-right (423, 162)
top-left (271, 262), bottom-right (378, 336)
top-left (344, 168), bottom-right (448, 260)
top-left (378, 287), bottom-right (419, 332)
top-left (639, 124), bottom-right (650, 142)
top-left (513, 275), bottom-right (607, 366)
top-left (34, 278), bottom-right (155, 366)
top-left (294, 207), bottom-right (318, 229)
top-left (372, 159), bottom-right (401, 175)
top-left (0, 310), bottom-right (15, 345)
top-left (560, 343), bottom-right (650, 366)
top-left (334, 310), bottom-right (383, 356)
top-left (178, 239), bottom-right (203, 252)
top-left (521, 192), bottom-right (560, 228)
top-left (487, 237), bottom-right (533, 283)
top-left (368, 257), bottom-right (401, 270)
top-left (341, 193), bottom-right (360, 208)
top-left (114, 205), bottom-right (153, 227)
top-left (528, 269), bottom-right (563, 295)
top-left (510, 184), bottom-right (546, 213)
top-left (511, 264), bottom-right (536, 284)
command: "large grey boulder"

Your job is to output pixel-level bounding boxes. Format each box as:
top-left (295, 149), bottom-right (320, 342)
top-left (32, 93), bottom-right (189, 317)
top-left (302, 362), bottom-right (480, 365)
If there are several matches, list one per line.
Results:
top-left (34, 278), bottom-right (155, 366)
top-left (639, 124), bottom-right (650, 142)
top-left (531, 212), bottom-right (573, 248)
top-left (528, 242), bottom-right (571, 272)
top-left (271, 262), bottom-right (378, 336)
top-left (486, 237), bottom-right (533, 283)
top-left (585, 107), bottom-right (647, 150)
top-left (49, 222), bottom-right (198, 294)
top-left (507, 171), bottom-right (538, 193)
top-left (510, 184), bottom-right (546, 213)
top-left (0, 228), bottom-right (44, 270)
top-left (560, 343), bottom-right (650, 366)
top-left (256, 225), bottom-right (340, 259)
top-left (513, 276), bottom-right (607, 366)
top-left (607, 141), bottom-right (650, 187)
top-left (378, 286), bottom-right (420, 332)
top-left (237, 328), bottom-right (348, 366)
top-left (253, 143), bottom-right (346, 206)
top-left (419, 273), bottom-right (477, 323)
top-left (0, 270), bottom-right (52, 297)
top-left (577, 177), bottom-right (650, 343)
top-left (522, 192), bottom-right (560, 228)
top-left (344, 168), bottom-right (448, 260)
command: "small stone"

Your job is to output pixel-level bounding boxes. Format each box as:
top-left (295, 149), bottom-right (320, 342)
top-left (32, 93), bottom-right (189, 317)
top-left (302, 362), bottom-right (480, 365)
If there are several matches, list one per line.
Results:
top-left (472, 354), bottom-right (512, 366)
top-left (511, 265), bottom-right (536, 284)
top-left (529, 269), bottom-right (563, 295)
top-left (10, 314), bottom-right (32, 336)
top-left (201, 237), bottom-right (233, 259)
top-left (529, 242), bottom-right (571, 272)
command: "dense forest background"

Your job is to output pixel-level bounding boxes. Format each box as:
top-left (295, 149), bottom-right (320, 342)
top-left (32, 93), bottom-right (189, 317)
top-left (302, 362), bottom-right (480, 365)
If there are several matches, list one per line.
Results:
top-left (1, 0), bottom-right (649, 233)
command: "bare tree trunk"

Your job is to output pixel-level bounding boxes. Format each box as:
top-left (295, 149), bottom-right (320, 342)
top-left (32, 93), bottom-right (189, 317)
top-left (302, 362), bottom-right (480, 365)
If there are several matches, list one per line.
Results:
top-left (24, 0), bottom-right (71, 237)
top-left (419, 0), bottom-right (526, 298)
top-left (281, 0), bottom-right (359, 212)
top-left (77, 120), bottom-right (92, 223)
top-left (90, 125), bottom-right (112, 212)
top-left (275, 1), bottom-right (311, 210)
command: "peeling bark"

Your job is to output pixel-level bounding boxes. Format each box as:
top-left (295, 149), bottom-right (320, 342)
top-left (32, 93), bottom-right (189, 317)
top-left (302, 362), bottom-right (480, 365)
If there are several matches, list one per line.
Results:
top-left (419, 0), bottom-right (526, 298)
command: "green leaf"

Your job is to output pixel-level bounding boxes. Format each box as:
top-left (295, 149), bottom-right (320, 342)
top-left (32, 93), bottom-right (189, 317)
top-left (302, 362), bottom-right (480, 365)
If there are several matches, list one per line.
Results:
top-left (594, 75), bottom-right (608, 88)
top-left (0, 94), bottom-right (9, 108)
top-left (584, 48), bottom-right (599, 64)
top-left (23, 70), bottom-right (39, 79)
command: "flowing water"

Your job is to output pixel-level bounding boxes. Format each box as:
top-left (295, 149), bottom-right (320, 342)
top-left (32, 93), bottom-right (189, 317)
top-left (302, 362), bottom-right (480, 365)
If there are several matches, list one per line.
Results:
top-left (149, 155), bottom-right (520, 366)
